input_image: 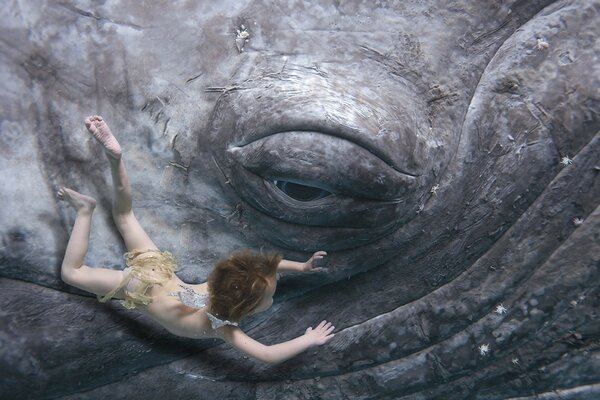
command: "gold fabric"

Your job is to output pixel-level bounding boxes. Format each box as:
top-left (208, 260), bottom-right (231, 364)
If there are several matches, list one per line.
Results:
top-left (98, 249), bottom-right (177, 309)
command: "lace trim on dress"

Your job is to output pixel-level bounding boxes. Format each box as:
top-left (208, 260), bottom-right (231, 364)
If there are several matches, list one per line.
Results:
top-left (168, 284), bottom-right (208, 308)
top-left (206, 312), bottom-right (239, 329)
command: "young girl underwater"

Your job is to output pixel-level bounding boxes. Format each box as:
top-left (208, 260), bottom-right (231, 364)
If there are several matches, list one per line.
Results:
top-left (58, 116), bottom-right (335, 364)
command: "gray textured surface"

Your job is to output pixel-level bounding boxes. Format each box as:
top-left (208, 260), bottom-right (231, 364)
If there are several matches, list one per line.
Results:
top-left (1, 0), bottom-right (599, 399)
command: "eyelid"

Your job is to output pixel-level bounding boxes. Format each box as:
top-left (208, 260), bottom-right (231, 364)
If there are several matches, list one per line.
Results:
top-left (227, 131), bottom-right (416, 200)
top-left (215, 68), bottom-right (429, 179)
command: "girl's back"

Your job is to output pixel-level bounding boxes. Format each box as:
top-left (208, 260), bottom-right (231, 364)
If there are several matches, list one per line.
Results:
top-left (135, 276), bottom-right (215, 339)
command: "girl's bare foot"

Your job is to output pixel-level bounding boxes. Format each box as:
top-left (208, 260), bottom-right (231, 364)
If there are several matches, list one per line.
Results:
top-left (85, 115), bottom-right (122, 159)
top-left (57, 187), bottom-right (97, 214)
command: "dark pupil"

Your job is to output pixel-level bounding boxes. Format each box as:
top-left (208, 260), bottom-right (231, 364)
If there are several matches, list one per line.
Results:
top-left (274, 180), bottom-right (331, 201)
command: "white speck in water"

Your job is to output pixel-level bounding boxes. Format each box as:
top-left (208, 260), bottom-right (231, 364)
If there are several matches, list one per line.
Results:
top-left (529, 298), bottom-right (539, 307)
top-left (495, 304), bottom-right (507, 315)
top-left (479, 343), bottom-right (490, 356)
top-left (560, 156), bottom-right (573, 166)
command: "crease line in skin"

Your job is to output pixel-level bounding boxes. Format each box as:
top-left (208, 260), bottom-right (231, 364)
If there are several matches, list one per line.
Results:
top-left (441, 0), bottom-right (560, 184)
top-left (231, 129), bottom-right (421, 178)
top-left (55, 2), bottom-right (147, 30)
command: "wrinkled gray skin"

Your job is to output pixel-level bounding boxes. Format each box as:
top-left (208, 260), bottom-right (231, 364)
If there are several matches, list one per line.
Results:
top-left (1, 0), bottom-right (599, 399)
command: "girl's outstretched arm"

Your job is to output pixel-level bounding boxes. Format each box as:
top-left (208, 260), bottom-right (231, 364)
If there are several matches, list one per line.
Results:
top-left (217, 320), bottom-right (335, 365)
top-left (277, 251), bottom-right (327, 273)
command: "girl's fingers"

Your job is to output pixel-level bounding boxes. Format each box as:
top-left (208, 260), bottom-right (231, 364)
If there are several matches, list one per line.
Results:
top-left (319, 322), bottom-right (333, 333)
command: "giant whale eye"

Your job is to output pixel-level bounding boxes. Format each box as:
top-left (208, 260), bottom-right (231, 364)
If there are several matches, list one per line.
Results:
top-left (274, 180), bottom-right (332, 202)
top-left (224, 130), bottom-right (419, 236)
top-left (206, 67), bottom-right (433, 250)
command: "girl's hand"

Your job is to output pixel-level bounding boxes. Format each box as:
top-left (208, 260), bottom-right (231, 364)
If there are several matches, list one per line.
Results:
top-left (305, 320), bottom-right (335, 346)
top-left (302, 251), bottom-right (327, 272)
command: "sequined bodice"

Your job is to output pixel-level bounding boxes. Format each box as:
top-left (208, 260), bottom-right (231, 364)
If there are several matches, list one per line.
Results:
top-left (168, 284), bottom-right (208, 308)
top-left (168, 284), bottom-right (239, 329)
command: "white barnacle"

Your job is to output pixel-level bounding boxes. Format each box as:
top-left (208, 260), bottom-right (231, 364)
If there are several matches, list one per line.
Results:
top-left (512, 357), bottom-right (519, 365)
top-left (416, 204), bottom-right (424, 214)
top-left (479, 343), bottom-right (490, 356)
top-left (572, 217), bottom-right (584, 227)
top-left (495, 304), bottom-right (508, 315)
top-left (560, 156), bottom-right (573, 166)
top-left (430, 184), bottom-right (439, 196)
top-left (237, 29), bottom-right (250, 40)
top-left (236, 24), bottom-right (250, 40)
top-left (535, 38), bottom-right (549, 50)
top-left (235, 25), bottom-right (251, 53)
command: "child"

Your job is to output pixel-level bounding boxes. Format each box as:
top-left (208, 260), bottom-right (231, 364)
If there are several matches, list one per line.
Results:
top-left (58, 116), bottom-right (335, 364)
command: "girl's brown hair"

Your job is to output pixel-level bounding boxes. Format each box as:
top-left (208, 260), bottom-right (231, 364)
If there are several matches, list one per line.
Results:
top-left (207, 250), bottom-right (281, 322)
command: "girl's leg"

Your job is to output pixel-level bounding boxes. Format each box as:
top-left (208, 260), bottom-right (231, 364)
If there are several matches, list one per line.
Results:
top-left (58, 187), bottom-right (125, 297)
top-left (85, 116), bottom-right (158, 252)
